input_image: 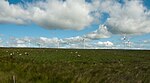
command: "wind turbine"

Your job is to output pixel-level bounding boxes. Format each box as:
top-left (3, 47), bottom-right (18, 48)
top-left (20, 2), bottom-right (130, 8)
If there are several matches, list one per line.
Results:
top-left (106, 42), bottom-right (109, 49)
top-left (0, 34), bottom-right (3, 47)
top-left (121, 34), bottom-right (127, 49)
top-left (28, 39), bottom-right (31, 48)
top-left (57, 39), bottom-right (60, 48)
top-left (83, 38), bottom-right (85, 49)
top-left (67, 42), bottom-right (70, 48)
top-left (9, 36), bottom-right (16, 47)
top-left (127, 39), bottom-right (131, 48)
top-left (24, 39), bottom-right (31, 48)
top-left (37, 42), bottom-right (41, 48)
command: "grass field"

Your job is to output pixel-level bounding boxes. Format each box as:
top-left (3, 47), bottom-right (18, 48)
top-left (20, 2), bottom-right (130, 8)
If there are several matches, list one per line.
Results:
top-left (0, 48), bottom-right (150, 83)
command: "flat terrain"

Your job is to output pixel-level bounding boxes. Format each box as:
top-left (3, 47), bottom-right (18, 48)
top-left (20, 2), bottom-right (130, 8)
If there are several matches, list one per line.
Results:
top-left (0, 48), bottom-right (150, 83)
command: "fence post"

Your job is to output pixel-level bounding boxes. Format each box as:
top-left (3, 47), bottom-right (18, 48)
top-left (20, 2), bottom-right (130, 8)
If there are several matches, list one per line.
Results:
top-left (12, 75), bottom-right (16, 83)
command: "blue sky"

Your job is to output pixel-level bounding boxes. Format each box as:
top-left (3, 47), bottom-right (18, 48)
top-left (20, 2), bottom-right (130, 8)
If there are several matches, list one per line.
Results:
top-left (0, 0), bottom-right (150, 49)
top-left (2, 0), bottom-right (98, 38)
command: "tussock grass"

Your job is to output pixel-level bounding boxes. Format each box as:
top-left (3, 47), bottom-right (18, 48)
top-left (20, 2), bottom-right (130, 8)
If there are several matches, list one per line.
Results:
top-left (0, 48), bottom-right (150, 83)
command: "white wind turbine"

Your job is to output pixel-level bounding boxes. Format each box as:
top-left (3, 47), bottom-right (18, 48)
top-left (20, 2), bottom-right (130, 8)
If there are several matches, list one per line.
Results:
top-left (121, 34), bottom-right (127, 49)
top-left (127, 39), bottom-right (131, 48)
top-left (83, 38), bottom-right (85, 49)
top-left (57, 39), bottom-right (60, 48)
top-left (29, 39), bottom-right (31, 48)
top-left (9, 37), bottom-right (16, 47)
top-left (80, 38), bottom-right (86, 49)
top-left (126, 36), bottom-right (133, 49)
top-left (37, 42), bottom-right (41, 48)
top-left (67, 42), bottom-right (70, 48)
top-left (24, 39), bottom-right (31, 48)
top-left (38, 39), bottom-right (44, 48)
top-left (0, 34), bottom-right (3, 47)
top-left (106, 42), bottom-right (109, 49)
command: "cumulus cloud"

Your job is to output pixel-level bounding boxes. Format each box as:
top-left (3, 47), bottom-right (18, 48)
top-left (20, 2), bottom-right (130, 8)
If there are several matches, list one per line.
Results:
top-left (38, 37), bottom-right (60, 44)
top-left (1, 36), bottom-right (150, 49)
top-left (34, 37), bottom-right (114, 49)
top-left (62, 25), bottom-right (111, 43)
top-left (96, 41), bottom-right (114, 47)
top-left (96, 0), bottom-right (150, 35)
top-left (7, 37), bottom-right (27, 47)
top-left (1, 0), bottom-right (150, 41)
top-left (0, 0), bottom-right (93, 30)
top-left (84, 25), bottom-right (111, 39)
top-left (0, 0), bottom-right (30, 24)
top-left (63, 36), bottom-right (88, 43)
top-left (143, 39), bottom-right (150, 44)
top-left (5, 36), bottom-right (90, 48)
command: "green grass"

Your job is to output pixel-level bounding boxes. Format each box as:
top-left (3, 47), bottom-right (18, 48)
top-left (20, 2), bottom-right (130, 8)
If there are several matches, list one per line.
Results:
top-left (0, 48), bottom-right (150, 83)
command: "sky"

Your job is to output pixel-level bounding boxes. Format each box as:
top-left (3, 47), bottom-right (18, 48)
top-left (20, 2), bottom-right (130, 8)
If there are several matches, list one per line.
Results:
top-left (0, 0), bottom-right (150, 49)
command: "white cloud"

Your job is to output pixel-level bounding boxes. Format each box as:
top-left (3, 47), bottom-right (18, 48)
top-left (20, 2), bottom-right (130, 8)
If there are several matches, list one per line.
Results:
top-left (39, 37), bottom-right (60, 44)
top-left (1, 36), bottom-right (150, 49)
top-left (63, 36), bottom-right (85, 43)
top-left (0, 0), bottom-right (30, 24)
top-left (143, 39), bottom-right (150, 43)
top-left (1, 0), bottom-right (150, 47)
top-left (97, 0), bottom-right (150, 35)
top-left (96, 41), bottom-right (114, 47)
top-left (15, 44), bottom-right (27, 47)
top-left (0, 0), bottom-right (93, 30)
top-left (84, 25), bottom-right (111, 39)
top-left (4, 36), bottom-right (91, 48)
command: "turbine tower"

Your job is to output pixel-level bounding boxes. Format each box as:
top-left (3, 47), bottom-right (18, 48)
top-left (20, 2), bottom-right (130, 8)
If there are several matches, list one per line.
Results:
top-left (67, 42), bottom-right (70, 48)
top-left (127, 39), bottom-right (131, 48)
top-left (37, 42), bottom-right (41, 48)
top-left (57, 39), bottom-right (60, 48)
top-left (106, 42), bottom-right (109, 49)
top-left (0, 35), bottom-right (2, 47)
top-left (83, 38), bottom-right (85, 49)
top-left (26, 39), bottom-right (31, 48)
top-left (122, 34), bottom-right (127, 49)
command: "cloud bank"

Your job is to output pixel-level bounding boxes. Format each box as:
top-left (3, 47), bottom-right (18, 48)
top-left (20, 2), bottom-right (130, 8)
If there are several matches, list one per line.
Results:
top-left (0, 0), bottom-right (93, 30)
top-left (3, 36), bottom-right (115, 49)
top-left (0, 34), bottom-right (149, 49)
top-left (95, 0), bottom-right (150, 35)
top-left (84, 25), bottom-right (111, 39)
top-left (1, 0), bottom-right (150, 37)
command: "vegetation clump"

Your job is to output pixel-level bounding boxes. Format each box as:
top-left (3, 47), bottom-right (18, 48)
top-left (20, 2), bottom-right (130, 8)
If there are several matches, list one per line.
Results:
top-left (0, 48), bottom-right (149, 83)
